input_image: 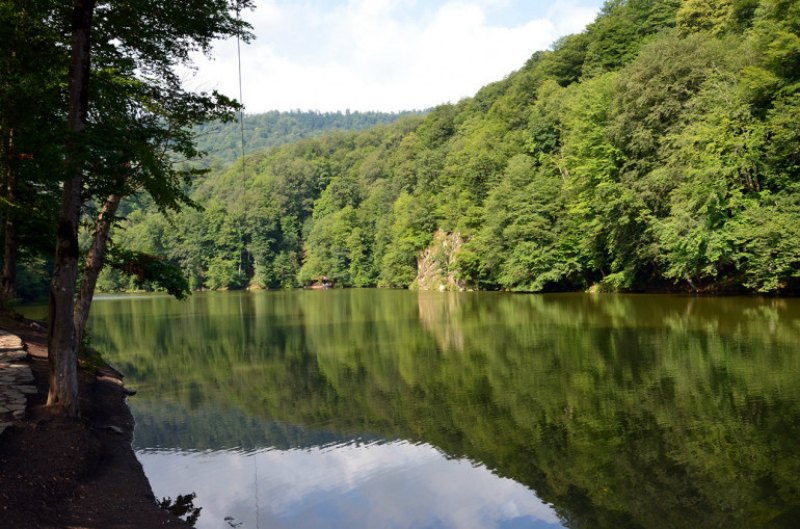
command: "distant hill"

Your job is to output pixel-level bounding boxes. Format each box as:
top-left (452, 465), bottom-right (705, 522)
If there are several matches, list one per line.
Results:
top-left (192, 109), bottom-right (426, 166)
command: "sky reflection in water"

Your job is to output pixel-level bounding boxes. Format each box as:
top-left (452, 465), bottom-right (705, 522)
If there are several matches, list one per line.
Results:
top-left (138, 440), bottom-right (561, 529)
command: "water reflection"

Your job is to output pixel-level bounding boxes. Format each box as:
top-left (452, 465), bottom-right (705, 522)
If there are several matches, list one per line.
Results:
top-left (140, 441), bottom-right (561, 529)
top-left (30, 290), bottom-right (800, 528)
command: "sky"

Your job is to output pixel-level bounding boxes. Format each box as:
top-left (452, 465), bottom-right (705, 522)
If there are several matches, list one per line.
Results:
top-left (183, 0), bottom-right (604, 113)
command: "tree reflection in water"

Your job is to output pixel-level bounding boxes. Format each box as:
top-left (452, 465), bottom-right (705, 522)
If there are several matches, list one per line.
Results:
top-left (86, 290), bottom-right (800, 528)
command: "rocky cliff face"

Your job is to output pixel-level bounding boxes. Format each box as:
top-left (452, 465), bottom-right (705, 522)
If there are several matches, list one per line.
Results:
top-left (413, 230), bottom-right (467, 291)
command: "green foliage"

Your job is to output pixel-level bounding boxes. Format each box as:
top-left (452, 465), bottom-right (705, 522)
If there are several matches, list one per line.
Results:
top-left (106, 247), bottom-right (190, 299)
top-left (380, 193), bottom-right (435, 287)
top-left (77, 334), bottom-right (107, 374)
top-left (2, 0), bottom-right (257, 313)
top-left (97, 0), bottom-right (800, 294)
top-left (17, 257), bottom-right (53, 301)
top-left (539, 34), bottom-right (590, 86)
top-left (583, 0), bottom-right (682, 75)
top-left (0, 0), bottom-right (65, 302)
top-left (732, 190), bottom-right (800, 291)
top-left (204, 256), bottom-right (243, 290)
top-left (677, 0), bottom-right (733, 36)
top-left (193, 110), bottom-right (425, 166)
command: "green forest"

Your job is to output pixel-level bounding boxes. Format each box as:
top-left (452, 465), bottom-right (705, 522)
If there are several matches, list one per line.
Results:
top-left (13, 0), bottom-right (800, 299)
top-left (192, 109), bottom-right (425, 166)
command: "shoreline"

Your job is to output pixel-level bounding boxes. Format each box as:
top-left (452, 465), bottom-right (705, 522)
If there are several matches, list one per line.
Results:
top-left (0, 317), bottom-right (188, 528)
top-left (45, 286), bottom-right (800, 300)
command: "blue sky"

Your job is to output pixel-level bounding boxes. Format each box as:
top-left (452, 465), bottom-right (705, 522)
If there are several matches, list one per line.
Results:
top-left (185, 0), bottom-right (604, 113)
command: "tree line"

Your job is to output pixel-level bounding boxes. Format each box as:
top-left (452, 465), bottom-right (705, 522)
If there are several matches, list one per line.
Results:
top-left (193, 109), bottom-right (426, 166)
top-left (105, 0), bottom-right (800, 294)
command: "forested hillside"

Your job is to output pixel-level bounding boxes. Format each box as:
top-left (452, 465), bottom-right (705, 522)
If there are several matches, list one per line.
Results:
top-left (193, 110), bottom-right (425, 166)
top-left (103, 0), bottom-right (800, 294)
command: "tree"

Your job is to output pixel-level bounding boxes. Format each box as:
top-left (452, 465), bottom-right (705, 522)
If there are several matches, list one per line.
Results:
top-left (380, 192), bottom-right (435, 287)
top-left (0, 0), bottom-right (64, 305)
top-left (47, 0), bottom-right (96, 416)
top-left (677, 0), bottom-right (732, 36)
top-left (46, 0), bottom-right (253, 417)
top-left (72, 72), bottom-right (239, 347)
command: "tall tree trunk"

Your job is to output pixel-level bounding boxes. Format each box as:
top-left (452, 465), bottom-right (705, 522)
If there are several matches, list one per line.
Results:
top-left (1, 129), bottom-right (18, 303)
top-left (2, 179), bottom-right (17, 303)
top-left (0, 126), bottom-right (12, 305)
top-left (47, 0), bottom-right (95, 418)
top-left (74, 192), bottom-right (122, 348)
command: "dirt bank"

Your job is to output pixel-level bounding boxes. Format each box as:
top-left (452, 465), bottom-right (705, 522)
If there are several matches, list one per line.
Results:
top-left (0, 318), bottom-right (188, 528)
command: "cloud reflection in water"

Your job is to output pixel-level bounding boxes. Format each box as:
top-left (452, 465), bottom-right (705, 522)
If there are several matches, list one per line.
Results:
top-left (138, 440), bottom-right (562, 529)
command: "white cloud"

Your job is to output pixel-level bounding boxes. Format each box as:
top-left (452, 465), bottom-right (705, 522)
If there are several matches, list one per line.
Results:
top-left (181, 0), bottom-right (602, 112)
top-left (547, 0), bottom-right (604, 35)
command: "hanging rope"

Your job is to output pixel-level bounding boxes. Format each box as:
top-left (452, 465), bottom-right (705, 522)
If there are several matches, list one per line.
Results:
top-left (235, 2), bottom-right (248, 281)
top-left (236, 1), bottom-right (246, 175)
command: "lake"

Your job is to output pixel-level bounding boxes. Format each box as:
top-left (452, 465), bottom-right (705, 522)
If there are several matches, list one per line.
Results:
top-left (23, 290), bottom-right (800, 528)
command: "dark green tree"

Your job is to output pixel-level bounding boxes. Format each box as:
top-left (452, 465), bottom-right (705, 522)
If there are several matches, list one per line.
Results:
top-left (0, 0), bottom-right (65, 305)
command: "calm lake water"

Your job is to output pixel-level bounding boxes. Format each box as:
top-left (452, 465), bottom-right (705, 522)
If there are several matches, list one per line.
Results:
top-left (22, 290), bottom-right (800, 528)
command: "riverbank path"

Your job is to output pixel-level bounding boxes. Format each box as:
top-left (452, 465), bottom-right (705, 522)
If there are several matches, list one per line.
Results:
top-left (0, 329), bottom-right (34, 436)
